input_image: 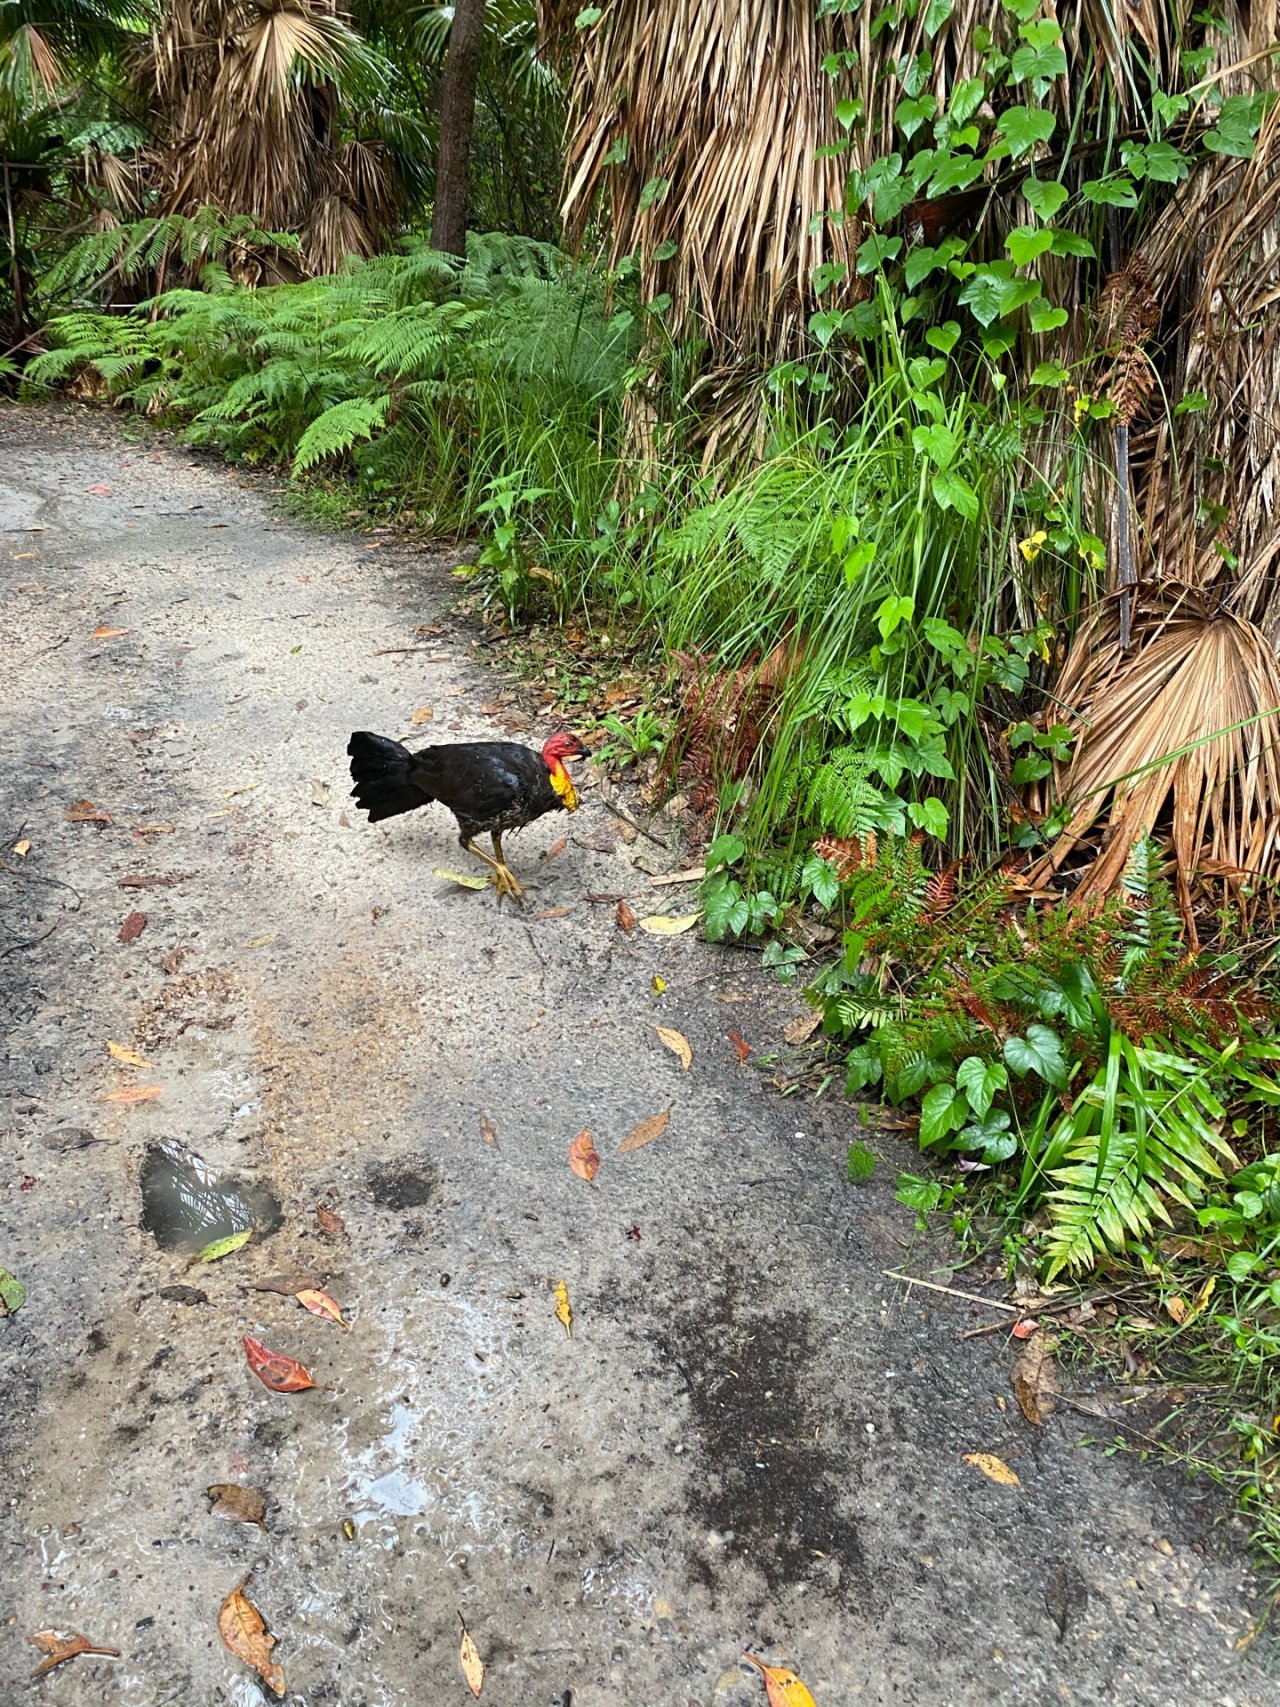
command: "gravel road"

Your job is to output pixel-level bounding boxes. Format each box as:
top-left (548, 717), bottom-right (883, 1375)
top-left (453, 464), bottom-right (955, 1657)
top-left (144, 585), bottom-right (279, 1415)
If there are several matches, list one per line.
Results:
top-left (0, 403), bottom-right (1269, 1706)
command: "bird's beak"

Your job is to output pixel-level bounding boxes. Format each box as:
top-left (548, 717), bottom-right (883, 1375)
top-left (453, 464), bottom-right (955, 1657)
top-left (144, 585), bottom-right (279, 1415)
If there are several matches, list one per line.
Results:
top-left (575, 744), bottom-right (593, 760)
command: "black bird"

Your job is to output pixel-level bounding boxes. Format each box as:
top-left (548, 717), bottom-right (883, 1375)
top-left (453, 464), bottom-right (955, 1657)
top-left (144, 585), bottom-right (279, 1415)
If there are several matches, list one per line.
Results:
top-left (347, 729), bottom-right (590, 902)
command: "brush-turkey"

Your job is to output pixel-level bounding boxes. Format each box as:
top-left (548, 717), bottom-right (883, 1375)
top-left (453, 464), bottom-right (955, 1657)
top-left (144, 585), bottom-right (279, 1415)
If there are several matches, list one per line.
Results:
top-left (347, 729), bottom-right (590, 903)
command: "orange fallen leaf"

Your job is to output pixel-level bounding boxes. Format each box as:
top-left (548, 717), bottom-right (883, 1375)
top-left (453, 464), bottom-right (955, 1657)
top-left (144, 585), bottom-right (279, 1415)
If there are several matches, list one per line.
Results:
top-left (963, 1451), bottom-right (1021, 1486)
top-left (1165, 1293), bottom-right (1188, 1325)
top-left (85, 483), bottom-right (113, 495)
top-left (218, 1576), bottom-right (286, 1697)
top-left (459, 1614), bottom-right (484, 1698)
top-left (616, 900), bottom-right (636, 933)
top-left (65, 799), bottom-right (113, 825)
top-left (107, 1041), bottom-right (150, 1067)
top-left (92, 625), bottom-right (128, 639)
top-left (728, 1029), bottom-right (752, 1063)
top-left (541, 835), bottom-right (569, 861)
top-left (295, 1288), bottom-right (349, 1330)
top-left (568, 1130), bottom-right (601, 1186)
top-left (119, 910), bottom-right (147, 943)
top-left (654, 1025), bottom-right (692, 1070)
top-left (742, 1652), bottom-right (818, 1706)
top-left (315, 1205), bottom-right (345, 1236)
top-left (12, 838), bottom-right (31, 857)
top-left (242, 1335), bottom-right (317, 1393)
top-left (535, 905), bottom-right (571, 919)
top-left (618, 1105), bottom-right (671, 1154)
top-left (555, 1279), bottom-right (572, 1337)
top-left (99, 1084), bottom-right (163, 1103)
top-left (1011, 1317), bottom-right (1039, 1340)
top-left (28, 1630), bottom-right (121, 1679)
top-left (480, 1115), bottom-right (497, 1146)
top-left (207, 1483), bottom-right (268, 1529)
top-left (410, 705), bottom-right (435, 724)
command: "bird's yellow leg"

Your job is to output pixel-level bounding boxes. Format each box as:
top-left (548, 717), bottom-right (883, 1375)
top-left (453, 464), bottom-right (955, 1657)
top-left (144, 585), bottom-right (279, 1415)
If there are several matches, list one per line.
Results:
top-left (491, 833), bottom-right (525, 903)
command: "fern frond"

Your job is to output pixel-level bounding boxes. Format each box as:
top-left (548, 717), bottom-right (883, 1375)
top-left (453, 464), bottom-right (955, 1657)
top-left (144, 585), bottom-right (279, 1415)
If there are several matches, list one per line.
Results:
top-left (293, 395), bottom-right (391, 472)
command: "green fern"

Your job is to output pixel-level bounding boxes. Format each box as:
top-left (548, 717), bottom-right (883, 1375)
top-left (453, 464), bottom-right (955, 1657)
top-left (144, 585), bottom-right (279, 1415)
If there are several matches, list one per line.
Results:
top-left (293, 396), bottom-right (392, 472)
top-left (808, 745), bottom-right (906, 838)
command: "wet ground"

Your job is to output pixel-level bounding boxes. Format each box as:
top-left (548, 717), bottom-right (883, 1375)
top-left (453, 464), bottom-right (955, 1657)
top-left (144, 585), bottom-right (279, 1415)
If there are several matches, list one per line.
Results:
top-left (1, 403), bottom-right (1272, 1704)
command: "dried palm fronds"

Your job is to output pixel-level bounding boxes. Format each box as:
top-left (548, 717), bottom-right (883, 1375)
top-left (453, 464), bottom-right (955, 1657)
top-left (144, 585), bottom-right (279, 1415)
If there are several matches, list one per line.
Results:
top-left (1034, 590), bottom-right (1280, 927)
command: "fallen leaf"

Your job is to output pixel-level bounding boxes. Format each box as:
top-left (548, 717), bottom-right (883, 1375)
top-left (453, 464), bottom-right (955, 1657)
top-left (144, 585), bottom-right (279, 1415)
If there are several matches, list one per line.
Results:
top-left (410, 705), bottom-right (435, 725)
top-left (0, 1269), bottom-right (27, 1316)
top-left (459, 1615), bottom-right (484, 1698)
top-left (28, 1630), bottom-right (121, 1679)
top-left (541, 835), bottom-right (569, 861)
top-left (1185, 1274), bottom-right (1216, 1323)
top-left (434, 867), bottom-right (492, 890)
top-left (316, 1206), bottom-right (345, 1236)
top-left (964, 1451), bottom-right (1021, 1486)
top-left (728, 1029), bottom-right (752, 1063)
top-left (247, 933), bottom-right (277, 948)
top-left (196, 1229), bottom-right (253, 1263)
top-left (618, 1105), bottom-right (672, 1154)
top-left (132, 823), bottom-right (175, 836)
top-left (616, 900), bottom-right (636, 933)
top-left (86, 483), bottom-right (113, 495)
top-left (742, 1653), bottom-right (818, 1706)
top-left (107, 1041), bottom-right (150, 1067)
top-left (480, 1115), bottom-right (497, 1146)
top-left (12, 838), bottom-right (30, 857)
top-left (65, 799), bottom-right (113, 825)
top-left (639, 912), bottom-right (700, 936)
top-left (783, 1011), bottom-right (822, 1046)
top-left (218, 1577), bottom-right (286, 1697)
top-left (99, 1084), bottom-right (163, 1103)
top-left (1044, 1559), bottom-right (1089, 1644)
top-left (1165, 1293), bottom-right (1189, 1325)
top-left (1012, 1332), bottom-right (1060, 1426)
top-left (654, 1025), bottom-right (692, 1071)
top-left (1011, 1317), bottom-right (1039, 1340)
top-left (207, 1484), bottom-right (268, 1529)
top-left (310, 780), bottom-right (329, 807)
top-left (252, 1271), bottom-right (326, 1296)
top-left (651, 973), bottom-right (666, 993)
top-left (296, 1288), bottom-right (350, 1330)
top-left (555, 1279), bottom-right (573, 1337)
top-left (91, 625), bottom-right (128, 639)
top-left (160, 948), bottom-right (186, 974)
top-left (119, 910), bottom-right (147, 943)
top-left (569, 1130), bottom-right (601, 1186)
top-left (242, 1335), bottom-right (317, 1394)
top-left (535, 906), bottom-right (571, 919)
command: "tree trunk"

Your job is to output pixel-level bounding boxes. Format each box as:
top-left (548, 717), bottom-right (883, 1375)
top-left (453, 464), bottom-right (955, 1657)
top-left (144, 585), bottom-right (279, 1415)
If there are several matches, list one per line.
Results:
top-left (431, 0), bottom-right (488, 256)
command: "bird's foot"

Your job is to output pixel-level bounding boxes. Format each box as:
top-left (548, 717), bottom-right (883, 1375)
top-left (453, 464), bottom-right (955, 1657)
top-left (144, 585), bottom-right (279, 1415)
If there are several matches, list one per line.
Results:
top-left (494, 864), bottom-right (525, 905)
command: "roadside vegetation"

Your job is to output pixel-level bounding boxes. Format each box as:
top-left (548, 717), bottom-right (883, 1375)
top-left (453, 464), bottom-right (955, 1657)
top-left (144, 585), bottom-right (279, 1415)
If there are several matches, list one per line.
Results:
top-left (7, 0), bottom-right (1280, 1585)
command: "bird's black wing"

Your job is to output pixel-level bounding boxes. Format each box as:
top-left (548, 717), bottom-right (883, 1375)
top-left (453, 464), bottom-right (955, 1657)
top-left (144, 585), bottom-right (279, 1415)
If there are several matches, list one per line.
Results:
top-left (406, 742), bottom-right (546, 822)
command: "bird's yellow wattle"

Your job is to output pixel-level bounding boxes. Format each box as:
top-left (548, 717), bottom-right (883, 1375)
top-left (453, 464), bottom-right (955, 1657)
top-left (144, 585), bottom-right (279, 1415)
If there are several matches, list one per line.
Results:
top-left (549, 761), bottom-right (579, 812)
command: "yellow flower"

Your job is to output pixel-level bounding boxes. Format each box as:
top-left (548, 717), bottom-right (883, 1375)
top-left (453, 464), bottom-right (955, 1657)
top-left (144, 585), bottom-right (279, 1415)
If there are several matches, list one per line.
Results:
top-left (1073, 393), bottom-right (1092, 424)
top-left (1018, 529), bottom-right (1048, 563)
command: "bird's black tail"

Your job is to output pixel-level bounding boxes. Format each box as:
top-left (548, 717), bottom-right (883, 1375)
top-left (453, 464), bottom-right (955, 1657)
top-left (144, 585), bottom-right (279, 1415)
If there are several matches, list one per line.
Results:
top-left (347, 730), bottom-right (432, 823)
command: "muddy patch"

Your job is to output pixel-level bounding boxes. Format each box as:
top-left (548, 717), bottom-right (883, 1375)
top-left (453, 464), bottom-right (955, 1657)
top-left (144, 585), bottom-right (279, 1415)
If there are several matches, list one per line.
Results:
top-left (366, 1152), bottom-right (440, 1210)
top-left (138, 1137), bottom-right (281, 1251)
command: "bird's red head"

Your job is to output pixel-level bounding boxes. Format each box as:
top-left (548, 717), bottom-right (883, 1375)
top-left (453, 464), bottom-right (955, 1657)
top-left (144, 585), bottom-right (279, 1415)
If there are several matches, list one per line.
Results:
top-left (541, 733), bottom-right (590, 812)
top-left (541, 733), bottom-right (591, 765)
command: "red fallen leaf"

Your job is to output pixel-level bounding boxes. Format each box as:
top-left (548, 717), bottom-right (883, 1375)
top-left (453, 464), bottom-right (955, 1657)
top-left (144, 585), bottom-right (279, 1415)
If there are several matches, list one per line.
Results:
top-left (85, 483), bottom-right (113, 495)
top-left (625, 1224), bottom-right (641, 1242)
top-left (541, 836), bottom-right (569, 862)
top-left (728, 1029), bottom-right (752, 1063)
top-left (65, 799), bottom-right (113, 825)
top-left (29, 1630), bottom-right (121, 1679)
top-left (568, 1130), bottom-right (601, 1186)
top-left (616, 900), bottom-right (636, 934)
top-left (242, 1335), bottom-right (317, 1393)
top-left (1011, 1317), bottom-right (1040, 1340)
top-left (119, 910), bottom-right (147, 943)
top-left (315, 1206), bottom-right (345, 1236)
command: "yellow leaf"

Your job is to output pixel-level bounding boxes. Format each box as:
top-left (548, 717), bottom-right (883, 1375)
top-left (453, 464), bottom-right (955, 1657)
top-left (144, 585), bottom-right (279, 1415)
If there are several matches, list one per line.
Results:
top-left (638, 913), bottom-right (700, 936)
top-left (434, 867), bottom-right (492, 891)
top-left (411, 706), bottom-right (435, 725)
top-left (296, 1288), bottom-right (350, 1330)
top-left (555, 1280), bottom-right (573, 1338)
top-left (654, 1025), bottom-right (692, 1071)
top-left (459, 1617), bottom-right (484, 1698)
top-left (107, 1041), bottom-right (151, 1068)
top-left (1184, 1274), bottom-right (1216, 1323)
top-left (12, 839), bottom-right (30, 857)
top-left (651, 973), bottom-right (666, 993)
top-left (618, 1105), bottom-right (672, 1154)
top-left (963, 1452), bottom-right (1021, 1487)
top-left (247, 933), bottom-right (278, 948)
top-left (218, 1577), bottom-right (286, 1697)
top-left (742, 1653), bottom-right (818, 1706)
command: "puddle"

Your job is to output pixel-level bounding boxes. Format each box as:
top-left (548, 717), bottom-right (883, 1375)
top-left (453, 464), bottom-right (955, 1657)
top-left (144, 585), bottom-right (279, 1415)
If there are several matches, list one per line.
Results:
top-left (139, 1139), bottom-right (281, 1252)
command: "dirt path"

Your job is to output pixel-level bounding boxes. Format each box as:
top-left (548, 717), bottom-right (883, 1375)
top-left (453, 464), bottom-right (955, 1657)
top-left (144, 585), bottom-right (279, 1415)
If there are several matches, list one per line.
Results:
top-left (0, 403), bottom-right (1269, 1706)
